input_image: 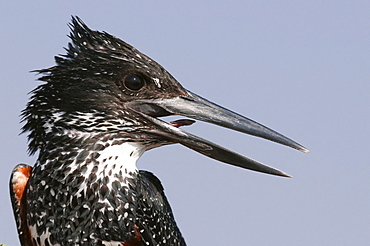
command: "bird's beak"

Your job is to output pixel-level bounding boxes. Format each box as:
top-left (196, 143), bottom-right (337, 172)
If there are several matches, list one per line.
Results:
top-left (127, 90), bottom-right (308, 177)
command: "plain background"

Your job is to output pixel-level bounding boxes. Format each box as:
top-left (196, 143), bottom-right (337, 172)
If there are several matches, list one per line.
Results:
top-left (1, 1), bottom-right (369, 245)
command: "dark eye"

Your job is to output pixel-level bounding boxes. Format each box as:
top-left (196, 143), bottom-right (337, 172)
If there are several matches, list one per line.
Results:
top-left (123, 74), bottom-right (145, 91)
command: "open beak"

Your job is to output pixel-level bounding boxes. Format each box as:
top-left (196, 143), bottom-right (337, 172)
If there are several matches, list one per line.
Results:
top-left (128, 90), bottom-right (308, 177)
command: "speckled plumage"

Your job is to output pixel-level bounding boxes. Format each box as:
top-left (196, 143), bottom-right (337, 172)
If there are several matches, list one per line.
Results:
top-left (11, 17), bottom-right (187, 245)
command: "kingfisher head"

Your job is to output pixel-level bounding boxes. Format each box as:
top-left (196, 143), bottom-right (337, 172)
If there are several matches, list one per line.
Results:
top-left (22, 16), bottom-right (307, 177)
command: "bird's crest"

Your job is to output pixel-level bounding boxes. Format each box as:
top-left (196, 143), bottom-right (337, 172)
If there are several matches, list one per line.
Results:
top-left (65, 16), bottom-right (141, 63)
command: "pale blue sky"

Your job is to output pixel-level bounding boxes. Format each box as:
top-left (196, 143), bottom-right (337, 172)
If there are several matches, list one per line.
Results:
top-left (1, 1), bottom-right (369, 245)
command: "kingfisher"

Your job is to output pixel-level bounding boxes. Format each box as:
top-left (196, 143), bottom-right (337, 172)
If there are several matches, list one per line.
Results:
top-left (10, 17), bottom-right (308, 246)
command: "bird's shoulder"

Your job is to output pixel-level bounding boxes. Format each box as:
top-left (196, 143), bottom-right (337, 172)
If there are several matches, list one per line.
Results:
top-left (136, 170), bottom-right (187, 246)
top-left (9, 163), bottom-right (34, 246)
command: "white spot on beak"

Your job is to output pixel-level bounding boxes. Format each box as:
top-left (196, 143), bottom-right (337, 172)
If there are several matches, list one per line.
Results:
top-left (153, 78), bottom-right (161, 88)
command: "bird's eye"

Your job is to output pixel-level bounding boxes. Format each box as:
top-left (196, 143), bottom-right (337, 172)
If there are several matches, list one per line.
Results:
top-left (123, 74), bottom-right (145, 91)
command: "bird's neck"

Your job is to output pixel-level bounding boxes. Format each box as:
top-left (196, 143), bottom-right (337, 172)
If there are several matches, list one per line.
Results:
top-left (33, 130), bottom-right (146, 188)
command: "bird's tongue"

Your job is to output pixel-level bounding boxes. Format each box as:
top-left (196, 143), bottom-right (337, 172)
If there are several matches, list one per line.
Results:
top-left (170, 119), bottom-right (196, 128)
